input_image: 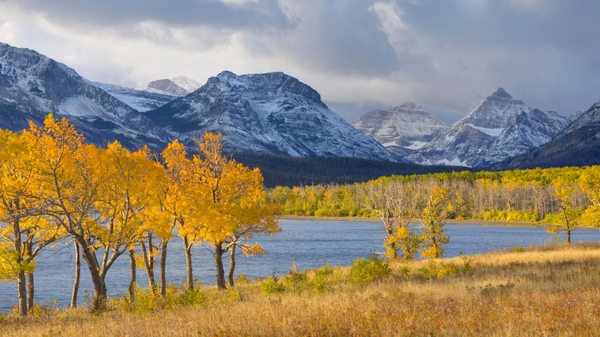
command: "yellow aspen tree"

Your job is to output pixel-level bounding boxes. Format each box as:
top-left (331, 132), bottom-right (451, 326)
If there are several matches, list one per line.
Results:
top-left (546, 176), bottom-right (584, 243)
top-left (0, 130), bottom-right (60, 316)
top-left (579, 167), bottom-right (600, 228)
top-left (419, 179), bottom-right (450, 259)
top-left (158, 139), bottom-right (192, 292)
top-left (188, 132), bottom-right (279, 290)
top-left (224, 201), bottom-right (281, 287)
top-left (362, 179), bottom-right (420, 260)
top-left (100, 142), bottom-right (160, 300)
top-left (24, 115), bottom-right (121, 313)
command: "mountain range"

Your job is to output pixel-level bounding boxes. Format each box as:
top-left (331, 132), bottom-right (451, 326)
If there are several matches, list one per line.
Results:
top-left (0, 42), bottom-right (399, 163)
top-left (1, 40), bottom-right (598, 175)
top-left (353, 88), bottom-right (572, 167)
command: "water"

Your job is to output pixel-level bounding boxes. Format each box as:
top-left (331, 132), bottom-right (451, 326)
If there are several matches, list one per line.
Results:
top-left (1, 220), bottom-right (599, 312)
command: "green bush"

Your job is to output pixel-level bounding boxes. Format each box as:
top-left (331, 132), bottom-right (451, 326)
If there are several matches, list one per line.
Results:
top-left (349, 254), bottom-right (391, 284)
top-left (313, 263), bottom-right (335, 293)
top-left (260, 276), bottom-right (286, 295)
top-left (284, 263), bottom-right (309, 293)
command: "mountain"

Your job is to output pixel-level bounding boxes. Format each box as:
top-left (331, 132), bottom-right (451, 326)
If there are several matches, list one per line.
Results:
top-left (351, 103), bottom-right (450, 158)
top-left (145, 79), bottom-right (188, 96)
top-left (495, 100), bottom-right (600, 169)
top-left (145, 71), bottom-right (403, 162)
top-left (0, 42), bottom-right (167, 149)
top-left (92, 81), bottom-right (178, 112)
top-left (171, 76), bottom-right (201, 93)
top-left (408, 88), bottom-right (571, 167)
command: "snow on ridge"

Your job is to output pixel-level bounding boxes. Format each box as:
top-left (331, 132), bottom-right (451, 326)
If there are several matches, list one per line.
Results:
top-left (467, 124), bottom-right (504, 137)
top-left (406, 141), bottom-right (428, 150)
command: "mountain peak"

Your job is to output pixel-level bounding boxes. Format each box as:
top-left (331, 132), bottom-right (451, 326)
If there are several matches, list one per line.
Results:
top-left (491, 87), bottom-right (512, 99)
top-left (395, 103), bottom-right (423, 110)
top-left (170, 76), bottom-right (201, 93)
top-left (216, 70), bottom-right (237, 79)
top-left (146, 79), bottom-right (187, 96)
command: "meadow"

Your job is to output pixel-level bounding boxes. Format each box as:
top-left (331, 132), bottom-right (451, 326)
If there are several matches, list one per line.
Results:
top-left (2, 242), bottom-right (600, 336)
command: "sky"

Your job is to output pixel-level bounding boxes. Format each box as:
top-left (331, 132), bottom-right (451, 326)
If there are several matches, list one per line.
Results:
top-left (0, 0), bottom-right (599, 123)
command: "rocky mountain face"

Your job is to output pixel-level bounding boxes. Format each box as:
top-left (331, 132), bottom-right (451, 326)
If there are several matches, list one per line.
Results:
top-left (145, 79), bottom-right (188, 96)
top-left (171, 76), bottom-right (201, 93)
top-left (351, 103), bottom-right (450, 158)
top-left (495, 100), bottom-right (600, 169)
top-left (93, 81), bottom-right (178, 112)
top-left (406, 88), bottom-right (571, 167)
top-left (145, 71), bottom-right (403, 162)
top-left (0, 42), bottom-right (168, 149)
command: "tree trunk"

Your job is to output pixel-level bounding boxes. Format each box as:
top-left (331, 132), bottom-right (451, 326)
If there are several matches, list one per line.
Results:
top-left (214, 243), bottom-right (227, 290)
top-left (228, 244), bottom-right (236, 288)
top-left (183, 236), bottom-right (194, 290)
top-left (13, 216), bottom-right (27, 316)
top-left (17, 270), bottom-right (27, 316)
top-left (70, 240), bottom-right (81, 308)
top-left (26, 271), bottom-right (34, 312)
top-left (140, 234), bottom-right (156, 291)
top-left (78, 238), bottom-right (107, 313)
top-left (160, 240), bottom-right (168, 297)
top-left (566, 229), bottom-right (572, 244)
top-left (128, 249), bottom-right (136, 301)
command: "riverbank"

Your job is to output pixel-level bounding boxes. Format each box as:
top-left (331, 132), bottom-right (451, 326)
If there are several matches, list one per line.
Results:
top-left (3, 242), bottom-right (600, 336)
top-left (280, 215), bottom-right (550, 227)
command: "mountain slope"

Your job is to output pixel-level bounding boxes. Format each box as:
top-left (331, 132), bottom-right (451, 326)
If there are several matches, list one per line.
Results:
top-left (351, 103), bottom-right (450, 158)
top-left (145, 71), bottom-right (403, 162)
top-left (409, 88), bottom-right (571, 167)
top-left (495, 101), bottom-right (600, 169)
top-left (93, 81), bottom-right (178, 112)
top-left (145, 79), bottom-right (188, 96)
top-left (171, 76), bottom-right (201, 93)
top-left (0, 42), bottom-right (167, 149)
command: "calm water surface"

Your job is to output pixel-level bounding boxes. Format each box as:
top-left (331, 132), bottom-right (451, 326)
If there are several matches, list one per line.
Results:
top-left (1, 220), bottom-right (599, 312)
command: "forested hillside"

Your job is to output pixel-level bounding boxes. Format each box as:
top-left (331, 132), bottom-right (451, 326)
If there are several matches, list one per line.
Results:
top-left (266, 166), bottom-right (599, 231)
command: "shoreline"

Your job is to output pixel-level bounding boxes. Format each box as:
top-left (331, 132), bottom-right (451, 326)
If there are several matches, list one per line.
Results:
top-left (280, 215), bottom-right (551, 228)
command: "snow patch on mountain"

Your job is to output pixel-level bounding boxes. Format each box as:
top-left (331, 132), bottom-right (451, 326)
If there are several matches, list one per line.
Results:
top-left (93, 81), bottom-right (178, 112)
top-left (171, 76), bottom-right (201, 93)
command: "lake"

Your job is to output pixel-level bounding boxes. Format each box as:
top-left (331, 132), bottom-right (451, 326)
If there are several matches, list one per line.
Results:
top-left (1, 219), bottom-right (600, 312)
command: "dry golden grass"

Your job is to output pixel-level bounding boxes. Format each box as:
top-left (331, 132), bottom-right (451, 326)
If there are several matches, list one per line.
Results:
top-left (3, 243), bottom-right (600, 336)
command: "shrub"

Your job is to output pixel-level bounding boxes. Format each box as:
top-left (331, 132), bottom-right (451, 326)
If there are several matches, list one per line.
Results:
top-left (284, 263), bottom-right (309, 293)
top-left (313, 263), bottom-right (335, 293)
top-left (349, 254), bottom-right (391, 284)
top-left (260, 277), bottom-right (286, 296)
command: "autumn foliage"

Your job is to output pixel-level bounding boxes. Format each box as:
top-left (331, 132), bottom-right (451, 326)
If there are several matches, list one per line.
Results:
top-left (0, 115), bottom-right (280, 314)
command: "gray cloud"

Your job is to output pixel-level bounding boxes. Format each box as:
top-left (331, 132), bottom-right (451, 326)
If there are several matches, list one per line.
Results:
top-left (0, 0), bottom-right (599, 122)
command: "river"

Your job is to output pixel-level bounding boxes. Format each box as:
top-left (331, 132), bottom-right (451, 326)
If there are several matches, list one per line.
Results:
top-left (1, 219), bottom-right (599, 312)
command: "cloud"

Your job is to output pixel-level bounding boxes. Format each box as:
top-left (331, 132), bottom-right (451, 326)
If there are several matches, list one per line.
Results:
top-left (0, 0), bottom-right (599, 122)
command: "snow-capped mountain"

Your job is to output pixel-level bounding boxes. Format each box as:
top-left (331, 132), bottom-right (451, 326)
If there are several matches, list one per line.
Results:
top-left (93, 81), bottom-right (179, 112)
top-left (495, 100), bottom-right (600, 169)
top-left (351, 103), bottom-right (450, 158)
top-left (145, 79), bottom-right (188, 96)
top-left (407, 88), bottom-right (571, 167)
top-left (171, 76), bottom-right (201, 93)
top-left (145, 71), bottom-right (403, 162)
top-left (0, 42), bottom-right (168, 149)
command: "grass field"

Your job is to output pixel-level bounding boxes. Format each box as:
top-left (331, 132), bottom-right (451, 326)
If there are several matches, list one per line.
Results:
top-left (2, 243), bottom-right (600, 336)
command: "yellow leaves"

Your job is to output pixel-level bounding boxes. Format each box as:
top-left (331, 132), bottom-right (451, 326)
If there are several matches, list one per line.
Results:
top-left (241, 242), bottom-right (265, 257)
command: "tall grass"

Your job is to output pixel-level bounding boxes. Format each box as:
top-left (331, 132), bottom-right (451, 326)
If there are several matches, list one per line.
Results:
top-left (3, 243), bottom-right (600, 336)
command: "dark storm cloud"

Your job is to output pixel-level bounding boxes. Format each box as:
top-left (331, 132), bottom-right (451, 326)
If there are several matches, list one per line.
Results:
top-left (241, 0), bottom-right (400, 77)
top-left (1, 0), bottom-right (290, 30)
top-left (1, 0), bottom-right (599, 120)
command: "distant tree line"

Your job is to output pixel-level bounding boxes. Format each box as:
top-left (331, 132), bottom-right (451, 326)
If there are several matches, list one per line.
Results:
top-left (266, 166), bottom-right (600, 256)
top-left (231, 152), bottom-right (465, 188)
